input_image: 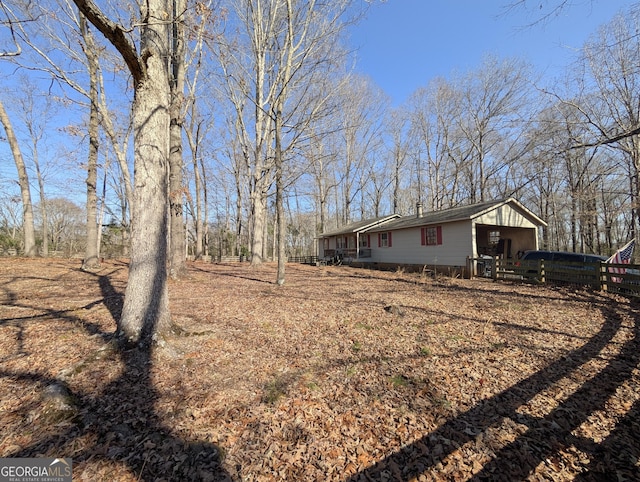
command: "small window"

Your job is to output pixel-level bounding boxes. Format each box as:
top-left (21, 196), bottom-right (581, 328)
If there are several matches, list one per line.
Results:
top-left (488, 230), bottom-right (500, 246)
top-left (378, 232), bottom-right (392, 248)
top-left (323, 238), bottom-right (329, 250)
top-left (336, 237), bottom-right (345, 249)
top-left (359, 235), bottom-right (370, 248)
top-left (421, 226), bottom-right (442, 246)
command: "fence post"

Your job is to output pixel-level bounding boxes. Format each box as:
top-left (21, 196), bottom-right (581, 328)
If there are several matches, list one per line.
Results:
top-left (599, 262), bottom-right (608, 292)
top-left (539, 259), bottom-right (545, 284)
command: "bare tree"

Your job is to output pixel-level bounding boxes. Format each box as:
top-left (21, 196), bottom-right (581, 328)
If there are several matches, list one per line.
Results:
top-left (0, 96), bottom-right (37, 256)
top-left (168, 0), bottom-right (187, 277)
top-left (455, 56), bottom-right (534, 203)
top-left (43, 197), bottom-right (85, 254)
top-left (0, 5), bottom-right (36, 256)
top-left (79, 12), bottom-right (100, 268)
top-left (384, 107), bottom-right (410, 215)
top-left (3, 0), bottom-right (134, 266)
top-left (73, 0), bottom-right (173, 345)
top-left (332, 74), bottom-right (386, 224)
top-left (579, 9), bottom-right (640, 243)
top-left (270, 0), bottom-right (359, 284)
top-left (407, 78), bottom-right (465, 211)
top-left (178, 2), bottom-right (213, 263)
top-left (306, 126), bottom-right (339, 233)
top-left (214, 0), bottom-right (276, 266)
top-left (14, 80), bottom-right (57, 257)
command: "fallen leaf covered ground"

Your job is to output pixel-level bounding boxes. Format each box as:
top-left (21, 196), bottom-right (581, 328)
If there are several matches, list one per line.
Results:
top-left (0, 258), bottom-right (639, 481)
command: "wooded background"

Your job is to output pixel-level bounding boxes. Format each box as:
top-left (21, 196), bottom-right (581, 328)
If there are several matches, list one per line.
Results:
top-left (1, 0), bottom-right (639, 266)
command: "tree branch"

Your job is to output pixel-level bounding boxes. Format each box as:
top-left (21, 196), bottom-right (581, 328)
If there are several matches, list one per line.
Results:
top-left (571, 125), bottom-right (640, 149)
top-left (71, 0), bottom-right (144, 85)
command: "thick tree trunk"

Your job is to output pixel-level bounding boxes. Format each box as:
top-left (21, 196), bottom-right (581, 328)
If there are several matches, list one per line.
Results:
top-left (117, 1), bottom-right (172, 344)
top-left (119, 59), bottom-right (172, 343)
top-left (74, 0), bottom-right (173, 344)
top-left (0, 98), bottom-right (36, 257)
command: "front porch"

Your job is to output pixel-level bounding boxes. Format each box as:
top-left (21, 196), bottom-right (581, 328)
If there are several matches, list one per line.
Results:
top-left (322, 248), bottom-right (372, 263)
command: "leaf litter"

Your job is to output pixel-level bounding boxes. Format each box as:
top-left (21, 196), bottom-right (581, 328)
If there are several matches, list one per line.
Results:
top-left (0, 258), bottom-right (639, 481)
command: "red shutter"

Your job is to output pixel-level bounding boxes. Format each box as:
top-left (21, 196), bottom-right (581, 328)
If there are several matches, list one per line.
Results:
top-left (421, 227), bottom-right (426, 246)
top-left (436, 226), bottom-right (443, 245)
top-left (378, 233), bottom-right (381, 247)
top-left (388, 232), bottom-right (392, 247)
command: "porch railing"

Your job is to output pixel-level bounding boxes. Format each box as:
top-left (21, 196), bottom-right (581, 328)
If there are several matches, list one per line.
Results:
top-left (322, 248), bottom-right (371, 260)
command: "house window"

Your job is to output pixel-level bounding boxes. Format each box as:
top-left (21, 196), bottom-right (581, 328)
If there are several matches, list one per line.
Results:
top-left (323, 238), bottom-right (329, 250)
top-left (421, 226), bottom-right (443, 246)
top-left (378, 232), bottom-right (392, 248)
top-left (336, 236), bottom-right (345, 249)
top-left (488, 230), bottom-right (500, 246)
top-left (359, 235), bottom-right (370, 248)
top-left (348, 236), bottom-right (356, 249)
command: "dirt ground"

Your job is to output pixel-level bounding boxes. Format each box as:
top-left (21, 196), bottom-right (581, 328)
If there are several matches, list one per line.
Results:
top-left (0, 258), bottom-right (639, 481)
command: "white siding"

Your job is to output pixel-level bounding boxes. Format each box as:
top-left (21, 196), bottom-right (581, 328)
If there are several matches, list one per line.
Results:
top-left (474, 204), bottom-right (538, 228)
top-left (370, 221), bottom-right (473, 266)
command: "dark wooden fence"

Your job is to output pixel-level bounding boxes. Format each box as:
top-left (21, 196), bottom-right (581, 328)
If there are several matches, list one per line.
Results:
top-left (470, 257), bottom-right (640, 298)
top-left (287, 255), bottom-right (320, 265)
top-left (213, 255), bottom-right (321, 264)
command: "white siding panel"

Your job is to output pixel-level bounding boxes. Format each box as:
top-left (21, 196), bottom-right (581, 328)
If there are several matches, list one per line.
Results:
top-left (474, 205), bottom-right (537, 229)
top-left (370, 221), bottom-right (473, 266)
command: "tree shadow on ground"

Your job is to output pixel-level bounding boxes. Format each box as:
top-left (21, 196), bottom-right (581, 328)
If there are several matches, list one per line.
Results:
top-left (346, 291), bottom-right (640, 481)
top-left (2, 269), bottom-right (234, 481)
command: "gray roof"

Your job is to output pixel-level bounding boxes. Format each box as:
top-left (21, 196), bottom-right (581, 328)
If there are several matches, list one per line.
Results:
top-left (366, 198), bottom-right (546, 233)
top-left (320, 214), bottom-right (400, 237)
top-left (320, 199), bottom-right (546, 238)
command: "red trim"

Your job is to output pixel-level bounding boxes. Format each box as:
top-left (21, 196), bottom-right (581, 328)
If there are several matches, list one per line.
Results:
top-left (388, 232), bottom-right (392, 247)
top-left (422, 226), bottom-right (443, 246)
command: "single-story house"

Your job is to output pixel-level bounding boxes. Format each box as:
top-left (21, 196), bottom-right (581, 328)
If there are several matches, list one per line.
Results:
top-left (318, 198), bottom-right (547, 276)
top-left (320, 213), bottom-right (401, 262)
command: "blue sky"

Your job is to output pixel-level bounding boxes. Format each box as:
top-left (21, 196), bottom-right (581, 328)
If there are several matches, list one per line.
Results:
top-left (349, 0), bottom-right (632, 104)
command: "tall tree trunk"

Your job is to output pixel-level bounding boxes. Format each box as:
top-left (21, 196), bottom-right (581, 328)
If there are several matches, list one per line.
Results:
top-left (193, 163), bottom-right (204, 259)
top-left (97, 73), bottom-right (133, 231)
top-left (235, 167), bottom-right (243, 257)
top-left (168, 0), bottom-right (186, 277)
top-left (201, 155), bottom-right (209, 257)
top-left (74, 0), bottom-right (173, 344)
top-left (250, 185), bottom-right (267, 265)
top-left (275, 112), bottom-right (285, 284)
top-left (120, 56), bottom-right (172, 343)
top-left (81, 13), bottom-right (101, 269)
top-left (32, 141), bottom-right (48, 257)
top-left (0, 97), bottom-right (36, 256)
top-left (189, 123), bottom-right (204, 260)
